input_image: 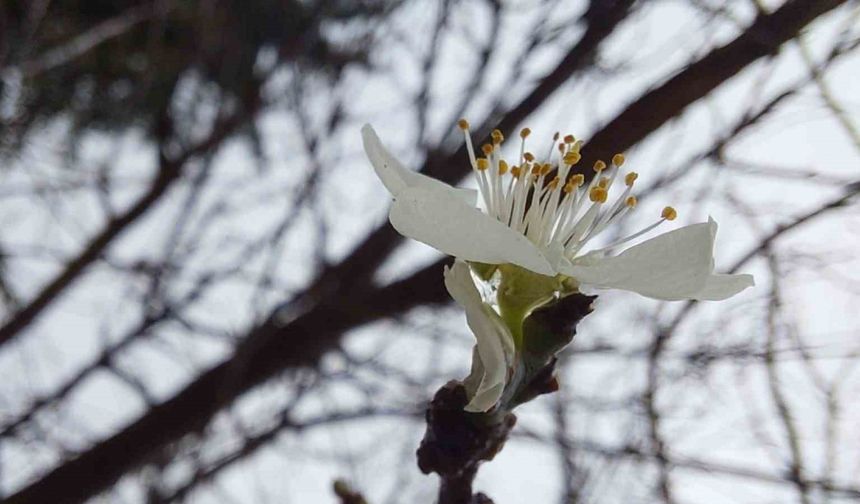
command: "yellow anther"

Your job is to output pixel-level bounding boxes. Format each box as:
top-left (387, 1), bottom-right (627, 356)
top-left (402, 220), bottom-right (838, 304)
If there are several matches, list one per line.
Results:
top-left (458, 119), bottom-right (470, 130)
top-left (511, 166), bottom-right (522, 178)
top-left (563, 134), bottom-right (575, 144)
top-left (563, 151), bottom-right (581, 165)
top-left (593, 160), bottom-right (607, 172)
top-left (476, 158), bottom-right (490, 171)
top-left (661, 206), bottom-right (677, 221)
top-left (523, 152), bottom-right (535, 162)
top-left (558, 142), bottom-right (565, 153)
top-left (625, 172), bottom-right (638, 187)
top-left (612, 153), bottom-right (625, 167)
top-left (626, 196), bottom-right (637, 208)
top-left (491, 129), bottom-right (504, 144)
top-left (597, 177), bottom-right (609, 189)
top-left (519, 127), bottom-right (531, 139)
top-left (570, 174), bottom-right (585, 187)
top-left (498, 160), bottom-right (509, 175)
top-left (481, 143), bottom-right (494, 156)
top-left (548, 176), bottom-right (560, 189)
top-left (563, 182), bottom-right (576, 193)
top-left (540, 163), bottom-right (552, 176)
top-left (589, 186), bottom-right (608, 203)
top-left (531, 164), bottom-right (542, 175)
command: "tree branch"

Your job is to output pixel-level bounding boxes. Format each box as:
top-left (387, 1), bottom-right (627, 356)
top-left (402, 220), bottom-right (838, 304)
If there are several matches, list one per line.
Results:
top-left (0, 97), bottom-right (259, 349)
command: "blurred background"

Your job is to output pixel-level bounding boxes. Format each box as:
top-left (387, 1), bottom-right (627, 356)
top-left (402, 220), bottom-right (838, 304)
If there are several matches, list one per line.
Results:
top-left (1, 0), bottom-right (859, 502)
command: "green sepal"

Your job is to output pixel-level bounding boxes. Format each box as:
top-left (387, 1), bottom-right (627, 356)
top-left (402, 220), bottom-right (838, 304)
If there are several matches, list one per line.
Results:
top-left (495, 264), bottom-right (563, 347)
top-left (507, 292), bottom-right (597, 409)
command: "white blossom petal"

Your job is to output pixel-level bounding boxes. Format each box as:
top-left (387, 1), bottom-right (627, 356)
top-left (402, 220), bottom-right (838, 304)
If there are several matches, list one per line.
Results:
top-left (361, 124), bottom-right (476, 204)
top-left (391, 187), bottom-right (556, 275)
top-left (561, 220), bottom-right (718, 300)
top-left (444, 260), bottom-right (514, 412)
top-left (462, 346), bottom-right (484, 399)
top-left (693, 273), bottom-right (755, 300)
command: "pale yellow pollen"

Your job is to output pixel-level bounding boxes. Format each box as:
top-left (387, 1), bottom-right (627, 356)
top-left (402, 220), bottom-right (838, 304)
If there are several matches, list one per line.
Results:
top-left (457, 119), bottom-right (470, 130)
top-left (589, 186), bottom-right (608, 203)
top-left (661, 206), bottom-right (677, 221)
top-left (491, 129), bottom-right (504, 145)
top-left (563, 182), bottom-right (576, 193)
top-left (511, 166), bottom-right (522, 178)
top-left (625, 172), bottom-right (638, 187)
top-left (612, 153), bottom-right (625, 167)
top-left (476, 158), bottom-right (490, 171)
top-left (548, 176), bottom-right (560, 189)
top-left (539, 163), bottom-right (552, 176)
top-left (563, 134), bottom-right (575, 144)
top-left (523, 152), bottom-right (535, 162)
top-left (569, 174), bottom-right (585, 187)
top-left (597, 177), bottom-right (609, 189)
top-left (563, 151), bottom-right (581, 165)
top-left (520, 127), bottom-right (531, 139)
top-left (498, 159), bottom-right (509, 175)
top-left (626, 196), bottom-right (637, 207)
top-left (481, 143), bottom-right (493, 156)
top-left (593, 160), bottom-right (607, 172)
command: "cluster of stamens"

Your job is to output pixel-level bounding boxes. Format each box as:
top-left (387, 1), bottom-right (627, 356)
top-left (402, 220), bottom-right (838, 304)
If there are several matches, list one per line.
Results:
top-left (457, 119), bottom-right (677, 259)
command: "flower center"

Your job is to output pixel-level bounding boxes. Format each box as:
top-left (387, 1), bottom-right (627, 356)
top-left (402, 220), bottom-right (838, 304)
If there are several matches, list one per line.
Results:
top-left (457, 119), bottom-right (677, 261)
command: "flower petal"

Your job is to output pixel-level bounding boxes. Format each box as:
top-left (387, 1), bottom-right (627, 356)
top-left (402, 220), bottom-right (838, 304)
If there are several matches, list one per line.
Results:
top-left (463, 344), bottom-right (511, 413)
top-left (462, 346), bottom-right (484, 399)
top-left (562, 220), bottom-right (718, 300)
top-left (362, 124), bottom-right (476, 204)
top-left (391, 186), bottom-right (556, 275)
top-left (444, 260), bottom-right (514, 412)
top-left (693, 273), bottom-right (755, 300)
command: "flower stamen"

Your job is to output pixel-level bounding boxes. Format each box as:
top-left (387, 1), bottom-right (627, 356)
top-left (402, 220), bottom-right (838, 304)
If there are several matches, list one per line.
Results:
top-left (457, 121), bottom-right (678, 266)
top-left (492, 129), bottom-right (504, 145)
top-left (662, 206), bottom-right (677, 221)
top-left (589, 186), bottom-right (608, 203)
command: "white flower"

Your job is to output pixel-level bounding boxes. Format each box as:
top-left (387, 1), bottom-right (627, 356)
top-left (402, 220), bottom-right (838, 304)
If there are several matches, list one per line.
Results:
top-left (362, 123), bottom-right (754, 301)
top-left (444, 259), bottom-right (514, 412)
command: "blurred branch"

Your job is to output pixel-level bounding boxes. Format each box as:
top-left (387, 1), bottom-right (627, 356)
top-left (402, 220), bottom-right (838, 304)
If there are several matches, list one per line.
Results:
top-left (5, 1), bottom-right (853, 502)
top-left (797, 6), bottom-right (860, 151)
top-left (334, 479), bottom-right (369, 504)
top-left (0, 88), bottom-right (261, 349)
top-left (661, 176), bottom-right (860, 339)
top-left (3, 262), bottom-right (451, 504)
top-left (728, 179), bottom-right (860, 272)
top-left (642, 27), bottom-right (860, 195)
top-left (514, 430), bottom-right (860, 499)
top-left (644, 329), bottom-right (676, 504)
top-left (164, 407), bottom-right (416, 502)
top-left (0, 265), bottom-right (236, 439)
top-left (577, 0), bottom-right (850, 169)
top-left (764, 248), bottom-right (811, 504)
top-left (553, 389), bottom-right (582, 504)
top-left (2, 2), bottom-right (173, 79)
